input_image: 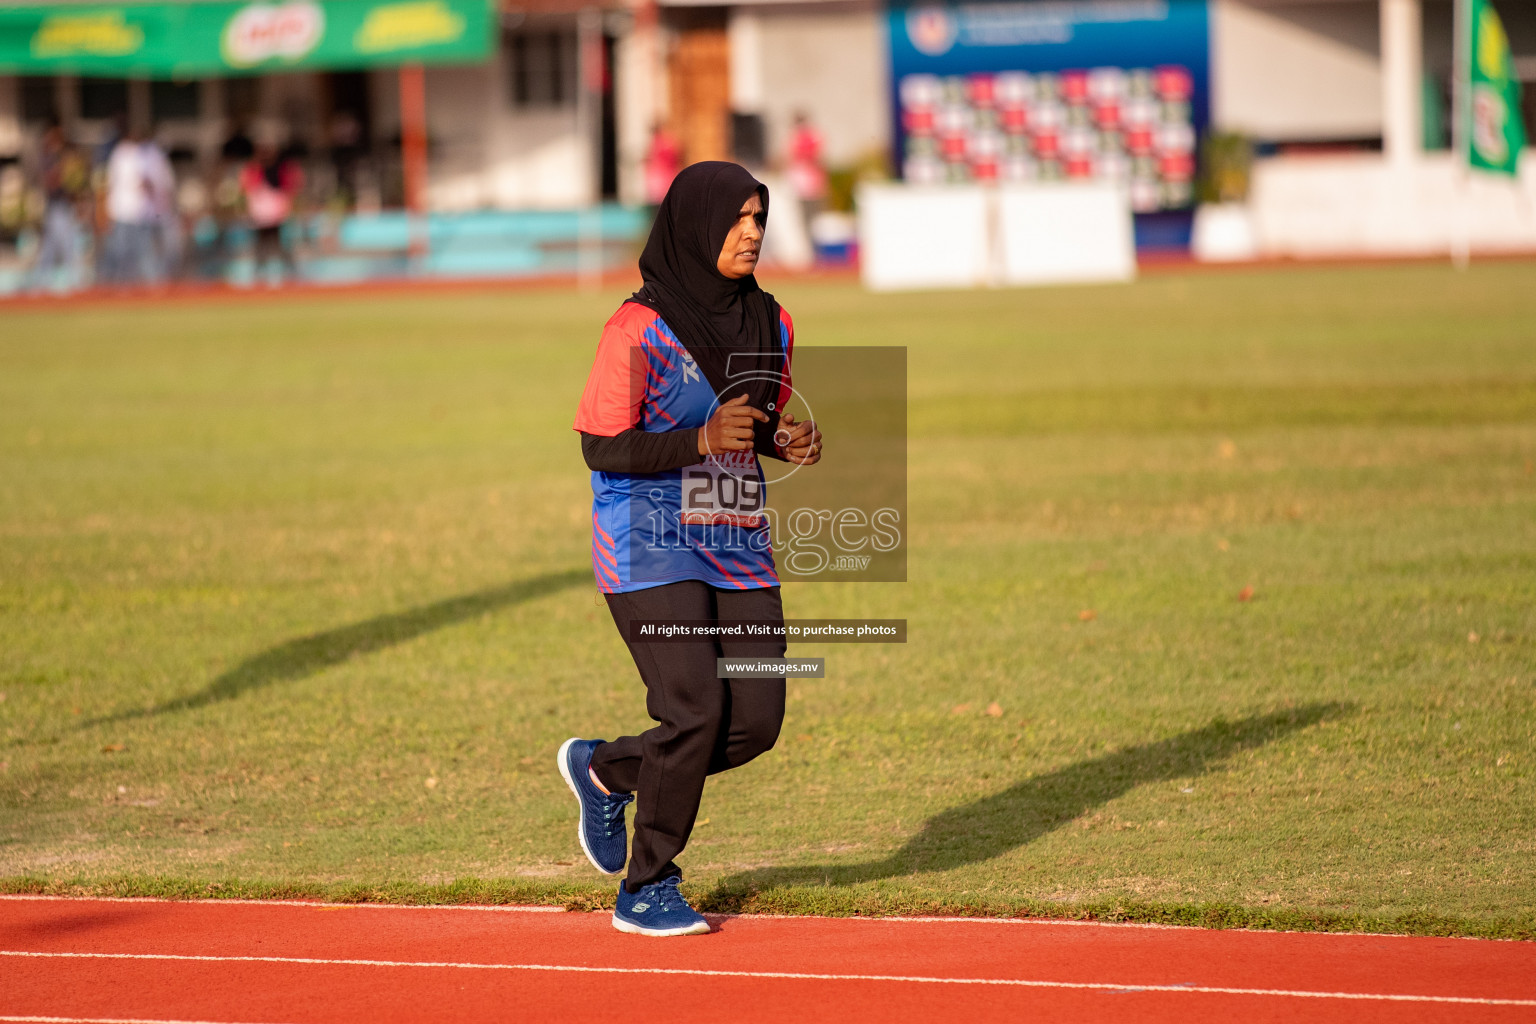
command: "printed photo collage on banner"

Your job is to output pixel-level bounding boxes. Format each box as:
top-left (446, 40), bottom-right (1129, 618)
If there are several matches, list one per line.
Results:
top-left (899, 65), bottom-right (1197, 211)
top-left (887, 1), bottom-right (1211, 214)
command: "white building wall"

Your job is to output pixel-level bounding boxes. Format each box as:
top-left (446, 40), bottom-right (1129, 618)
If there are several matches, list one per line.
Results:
top-left (620, 1), bottom-right (888, 202)
top-left (752, 1), bottom-right (889, 167)
top-left (615, 14), bottom-right (665, 204)
top-left (422, 62), bottom-right (495, 210)
top-left (729, 8), bottom-right (766, 112)
top-left (372, 47), bottom-right (592, 211)
top-left (1213, 0), bottom-right (1384, 140)
top-left (480, 36), bottom-right (590, 209)
top-left (485, 108), bottom-right (590, 209)
top-left (1251, 152), bottom-right (1536, 256)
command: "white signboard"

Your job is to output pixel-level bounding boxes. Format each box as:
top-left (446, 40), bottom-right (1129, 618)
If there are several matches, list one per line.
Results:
top-left (857, 181), bottom-right (1135, 291)
top-left (997, 181), bottom-right (1136, 286)
top-left (857, 184), bottom-right (993, 291)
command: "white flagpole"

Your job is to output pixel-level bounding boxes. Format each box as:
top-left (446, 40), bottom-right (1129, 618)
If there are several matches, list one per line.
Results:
top-left (1451, 0), bottom-right (1471, 269)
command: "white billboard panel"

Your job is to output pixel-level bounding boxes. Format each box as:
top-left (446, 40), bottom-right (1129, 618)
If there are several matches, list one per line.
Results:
top-left (857, 181), bottom-right (1135, 291)
top-left (857, 184), bottom-right (992, 291)
top-left (997, 182), bottom-right (1136, 286)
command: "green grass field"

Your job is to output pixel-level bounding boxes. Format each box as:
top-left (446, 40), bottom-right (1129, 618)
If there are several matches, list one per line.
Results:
top-left (3, 264), bottom-right (1534, 937)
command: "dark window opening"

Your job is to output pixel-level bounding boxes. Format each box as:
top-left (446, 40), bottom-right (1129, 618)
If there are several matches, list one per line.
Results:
top-left (21, 77), bottom-right (57, 123)
top-left (226, 76), bottom-right (261, 121)
top-left (508, 28), bottom-right (577, 108)
top-left (731, 112), bottom-right (766, 166)
top-left (151, 80), bottom-right (201, 120)
top-left (80, 78), bottom-right (129, 120)
top-left (1522, 75), bottom-right (1536, 149)
top-left (325, 71), bottom-right (373, 144)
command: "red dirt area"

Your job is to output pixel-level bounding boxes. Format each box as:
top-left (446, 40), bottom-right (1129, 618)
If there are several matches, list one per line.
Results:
top-left (0, 264), bottom-right (869, 313)
top-left (2, 895), bottom-right (1532, 1024)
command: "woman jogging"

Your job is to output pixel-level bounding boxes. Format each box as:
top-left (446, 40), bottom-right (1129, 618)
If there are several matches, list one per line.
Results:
top-left (559, 161), bottom-right (822, 937)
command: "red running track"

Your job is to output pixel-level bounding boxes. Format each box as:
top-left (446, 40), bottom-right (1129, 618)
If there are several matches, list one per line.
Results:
top-left (2, 895), bottom-right (1532, 1024)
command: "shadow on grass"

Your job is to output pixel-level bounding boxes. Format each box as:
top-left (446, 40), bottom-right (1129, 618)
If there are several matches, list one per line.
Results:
top-left (83, 567), bottom-right (591, 728)
top-left (706, 702), bottom-right (1346, 908)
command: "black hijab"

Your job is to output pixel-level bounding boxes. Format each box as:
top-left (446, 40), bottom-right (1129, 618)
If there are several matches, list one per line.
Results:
top-left (630, 161), bottom-right (784, 440)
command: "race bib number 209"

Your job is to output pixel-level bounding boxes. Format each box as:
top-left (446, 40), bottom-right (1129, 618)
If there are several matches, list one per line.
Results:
top-left (681, 450), bottom-right (764, 527)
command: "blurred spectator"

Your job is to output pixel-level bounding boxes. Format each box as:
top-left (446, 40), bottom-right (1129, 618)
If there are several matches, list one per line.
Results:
top-left (94, 114), bottom-right (126, 168)
top-left (240, 144), bottom-right (302, 284)
top-left (221, 120), bottom-right (255, 165)
top-left (101, 125), bottom-right (175, 286)
top-left (787, 110), bottom-right (828, 223)
top-left (198, 119), bottom-right (257, 281)
top-left (643, 121), bottom-right (681, 209)
top-left (329, 111), bottom-right (364, 207)
top-left (24, 120), bottom-right (92, 293)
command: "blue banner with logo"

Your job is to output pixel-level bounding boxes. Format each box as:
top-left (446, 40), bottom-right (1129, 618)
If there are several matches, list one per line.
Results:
top-left (887, 0), bottom-right (1210, 212)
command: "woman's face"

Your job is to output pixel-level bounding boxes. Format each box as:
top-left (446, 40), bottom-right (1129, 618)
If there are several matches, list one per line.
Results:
top-left (716, 193), bottom-right (765, 279)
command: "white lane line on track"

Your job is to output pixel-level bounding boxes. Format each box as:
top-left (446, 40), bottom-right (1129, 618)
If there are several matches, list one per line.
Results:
top-left (0, 896), bottom-right (1505, 942)
top-left (3, 950), bottom-right (1532, 1007)
top-left (1, 1016), bottom-right (294, 1024)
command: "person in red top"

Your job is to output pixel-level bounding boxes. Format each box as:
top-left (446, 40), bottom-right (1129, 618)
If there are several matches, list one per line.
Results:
top-left (787, 110), bottom-right (828, 223)
top-left (643, 121), bottom-right (683, 210)
top-left (240, 144), bottom-right (302, 283)
top-left (559, 162), bottom-right (822, 937)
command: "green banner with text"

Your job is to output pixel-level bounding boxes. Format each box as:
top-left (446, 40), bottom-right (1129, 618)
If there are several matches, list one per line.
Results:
top-left (1466, 0), bottom-right (1526, 175)
top-left (0, 0), bottom-right (493, 77)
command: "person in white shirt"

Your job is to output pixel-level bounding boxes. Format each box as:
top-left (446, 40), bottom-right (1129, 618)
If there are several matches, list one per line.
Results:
top-left (102, 127), bottom-right (175, 285)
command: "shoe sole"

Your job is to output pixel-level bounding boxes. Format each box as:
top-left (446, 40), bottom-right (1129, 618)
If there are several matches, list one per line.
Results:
top-left (611, 912), bottom-right (711, 937)
top-left (556, 737), bottom-right (623, 877)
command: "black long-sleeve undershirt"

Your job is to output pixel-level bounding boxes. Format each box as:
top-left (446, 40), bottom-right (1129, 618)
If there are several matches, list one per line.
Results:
top-left (580, 425), bottom-right (785, 474)
top-left (580, 428), bottom-right (702, 475)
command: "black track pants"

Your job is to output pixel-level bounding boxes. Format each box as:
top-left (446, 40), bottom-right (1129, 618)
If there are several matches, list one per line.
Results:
top-left (591, 581), bottom-right (786, 892)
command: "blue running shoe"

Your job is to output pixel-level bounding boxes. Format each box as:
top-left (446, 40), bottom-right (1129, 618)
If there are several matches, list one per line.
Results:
top-left (612, 876), bottom-right (710, 936)
top-left (557, 737), bottom-right (632, 875)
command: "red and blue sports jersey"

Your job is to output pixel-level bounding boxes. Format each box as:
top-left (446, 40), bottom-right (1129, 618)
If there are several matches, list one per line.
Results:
top-left (574, 301), bottom-right (794, 594)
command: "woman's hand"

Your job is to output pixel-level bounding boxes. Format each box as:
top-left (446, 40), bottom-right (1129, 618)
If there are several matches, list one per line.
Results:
top-left (698, 393), bottom-right (770, 455)
top-left (774, 410), bottom-right (822, 466)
